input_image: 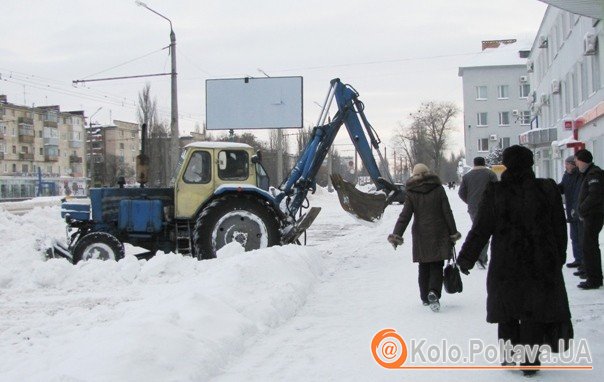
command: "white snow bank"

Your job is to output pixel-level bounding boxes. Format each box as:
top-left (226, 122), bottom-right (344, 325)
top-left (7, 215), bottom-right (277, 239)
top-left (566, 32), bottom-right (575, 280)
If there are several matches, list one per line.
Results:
top-left (0, 244), bottom-right (324, 381)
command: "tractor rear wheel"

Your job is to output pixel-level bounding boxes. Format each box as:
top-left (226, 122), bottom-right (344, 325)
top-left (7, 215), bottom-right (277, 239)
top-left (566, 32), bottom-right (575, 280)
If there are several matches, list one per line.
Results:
top-left (193, 195), bottom-right (280, 260)
top-left (72, 232), bottom-right (125, 263)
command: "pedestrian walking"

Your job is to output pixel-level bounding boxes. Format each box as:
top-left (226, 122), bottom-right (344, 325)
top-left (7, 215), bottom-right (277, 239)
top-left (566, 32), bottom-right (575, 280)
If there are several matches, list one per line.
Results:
top-left (458, 156), bottom-right (498, 268)
top-left (457, 145), bottom-right (571, 377)
top-left (388, 163), bottom-right (461, 312)
top-left (574, 149), bottom-right (604, 289)
top-left (557, 155), bottom-right (583, 268)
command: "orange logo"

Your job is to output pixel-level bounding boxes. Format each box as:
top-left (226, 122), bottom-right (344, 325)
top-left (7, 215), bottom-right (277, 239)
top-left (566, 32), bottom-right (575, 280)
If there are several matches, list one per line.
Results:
top-left (371, 328), bottom-right (408, 368)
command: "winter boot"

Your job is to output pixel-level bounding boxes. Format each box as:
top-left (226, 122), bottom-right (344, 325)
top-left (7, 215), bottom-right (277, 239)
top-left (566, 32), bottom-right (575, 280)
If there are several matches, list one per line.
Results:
top-left (427, 291), bottom-right (440, 312)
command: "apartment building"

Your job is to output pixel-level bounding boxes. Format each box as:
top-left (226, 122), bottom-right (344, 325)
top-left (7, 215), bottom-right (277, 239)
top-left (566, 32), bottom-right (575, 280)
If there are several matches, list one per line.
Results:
top-left (0, 96), bottom-right (87, 199)
top-left (522, 6), bottom-right (603, 180)
top-left (458, 40), bottom-right (532, 164)
top-left (88, 120), bottom-right (140, 187)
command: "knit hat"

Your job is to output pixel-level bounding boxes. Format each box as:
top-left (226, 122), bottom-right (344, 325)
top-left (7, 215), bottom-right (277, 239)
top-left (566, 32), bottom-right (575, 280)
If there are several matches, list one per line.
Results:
top-left (502, 145), bottom-right (534, 171)
top-left (574, 149), bottom-right (593, 164)
top-left (565, 155), bottom-right (575, 165)
top-left (412, 163), bottom-right (430, 176)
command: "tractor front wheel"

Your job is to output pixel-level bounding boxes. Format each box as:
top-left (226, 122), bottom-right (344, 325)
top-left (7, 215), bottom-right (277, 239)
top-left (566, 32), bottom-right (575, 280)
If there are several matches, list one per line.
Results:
top-left (193, 195), bottom-right (280, 260)
top-left (72, 232), bottom-right (125, 263)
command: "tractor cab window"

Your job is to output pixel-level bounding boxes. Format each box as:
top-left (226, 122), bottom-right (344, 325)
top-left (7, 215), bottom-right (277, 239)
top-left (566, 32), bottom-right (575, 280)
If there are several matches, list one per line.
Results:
top-left (183, 151), bottom-right (211, 184)
top-left (218, 150), bottom-right (249, 180)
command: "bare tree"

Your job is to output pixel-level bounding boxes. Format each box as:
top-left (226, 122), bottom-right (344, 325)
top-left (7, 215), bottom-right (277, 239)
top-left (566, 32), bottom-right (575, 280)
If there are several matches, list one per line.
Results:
top-left (137, 83), bottom-right (170, 186)
top-left (395, 101), bottom-right (458, 174)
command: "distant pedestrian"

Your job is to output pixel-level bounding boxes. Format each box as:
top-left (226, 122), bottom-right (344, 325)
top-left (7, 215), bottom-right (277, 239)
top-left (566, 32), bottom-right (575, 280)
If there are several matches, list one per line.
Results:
top-left (574, 149), bottom-right (604, 289)
top-left (458, 156), bottom-right (497, 268)
top-left (557, 155), bottom-right (583, 268)
top-left (388, 163), bottom-right (461, 313)
top-left (457, 145), bottom-right (571, 377)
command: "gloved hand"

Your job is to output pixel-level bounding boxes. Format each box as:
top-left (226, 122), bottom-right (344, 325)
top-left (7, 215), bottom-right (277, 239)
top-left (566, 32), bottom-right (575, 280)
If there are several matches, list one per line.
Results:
top-left (449, 231), bottom-right (462, 243)
top-left (387, 233), bottom-right (404, 249)
top-left (459, 266), bottom-right (470, 275)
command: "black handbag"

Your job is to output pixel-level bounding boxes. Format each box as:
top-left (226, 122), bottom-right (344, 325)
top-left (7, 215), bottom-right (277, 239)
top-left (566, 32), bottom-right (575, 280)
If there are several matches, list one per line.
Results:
top-left (443, 247), bottom-right (463, 294)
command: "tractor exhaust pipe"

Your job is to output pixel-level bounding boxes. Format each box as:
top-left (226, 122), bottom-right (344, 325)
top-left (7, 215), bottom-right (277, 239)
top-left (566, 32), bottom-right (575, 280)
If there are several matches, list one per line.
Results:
top-left (136, 123), bottom-right (150, 187)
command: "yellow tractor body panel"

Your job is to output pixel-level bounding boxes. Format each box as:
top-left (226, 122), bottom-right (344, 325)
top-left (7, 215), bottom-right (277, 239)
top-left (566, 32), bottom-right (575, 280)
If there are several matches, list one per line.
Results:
top-left (174, 142), bottom-right (257, 219)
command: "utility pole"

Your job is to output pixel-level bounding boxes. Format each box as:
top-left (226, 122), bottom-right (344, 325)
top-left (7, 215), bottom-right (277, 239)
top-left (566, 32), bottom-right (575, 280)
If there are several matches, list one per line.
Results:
top-left (135, 1), bottom-right (179, 173)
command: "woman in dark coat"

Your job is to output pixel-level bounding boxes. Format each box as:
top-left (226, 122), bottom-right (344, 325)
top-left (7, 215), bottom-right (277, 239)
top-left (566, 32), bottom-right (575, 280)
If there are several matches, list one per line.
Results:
top-left (388, 163), bottom-right (460, 312)
top-left (457, 145), bottom-right (571, 376)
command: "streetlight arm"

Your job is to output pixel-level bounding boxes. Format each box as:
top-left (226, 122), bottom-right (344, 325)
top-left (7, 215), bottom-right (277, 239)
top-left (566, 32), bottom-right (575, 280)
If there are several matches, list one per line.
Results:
top-left (135, 1), bottom-right (173, 31)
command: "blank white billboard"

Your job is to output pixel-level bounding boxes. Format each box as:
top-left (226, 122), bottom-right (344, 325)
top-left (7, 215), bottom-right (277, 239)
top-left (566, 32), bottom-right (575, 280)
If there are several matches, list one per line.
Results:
top-left (206, 76), bottom-right (303, 130)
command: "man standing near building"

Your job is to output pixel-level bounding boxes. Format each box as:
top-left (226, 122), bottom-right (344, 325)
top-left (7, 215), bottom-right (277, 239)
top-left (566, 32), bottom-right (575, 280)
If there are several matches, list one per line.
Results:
top-left (458, 156), bottom-right (498, 268)
top-left (574, 149), bottom-right (604, 290)
top-left (558, 156), bottom-right (583, 268)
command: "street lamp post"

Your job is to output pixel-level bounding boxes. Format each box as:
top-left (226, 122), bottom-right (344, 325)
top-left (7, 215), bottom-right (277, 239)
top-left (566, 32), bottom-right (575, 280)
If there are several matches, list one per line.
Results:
top-left (135, 1), bottom-right (179, 175)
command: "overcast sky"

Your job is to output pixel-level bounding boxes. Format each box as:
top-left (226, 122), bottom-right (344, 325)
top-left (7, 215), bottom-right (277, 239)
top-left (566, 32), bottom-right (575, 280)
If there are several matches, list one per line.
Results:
top-left (1, 0), bottom-right (548, 156)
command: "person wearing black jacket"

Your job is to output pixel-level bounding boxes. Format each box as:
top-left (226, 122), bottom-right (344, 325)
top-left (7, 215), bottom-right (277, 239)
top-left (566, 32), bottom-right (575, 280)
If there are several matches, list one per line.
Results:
top-left (457, 145), bottom-right (571, 377)
top-left (574, 149), bottom-right (604, 289)
top-left (558, 156), bottom-right (583, 268)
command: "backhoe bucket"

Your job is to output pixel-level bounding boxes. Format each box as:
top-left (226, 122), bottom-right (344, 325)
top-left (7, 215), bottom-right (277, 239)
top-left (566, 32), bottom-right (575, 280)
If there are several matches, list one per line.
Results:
top-left (330, 174), bottom-right (387, 222)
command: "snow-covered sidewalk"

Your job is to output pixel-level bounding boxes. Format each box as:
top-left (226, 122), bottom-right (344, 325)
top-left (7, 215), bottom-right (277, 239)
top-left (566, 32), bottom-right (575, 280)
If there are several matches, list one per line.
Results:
top-left (0, 188), bottom-right (602, 381)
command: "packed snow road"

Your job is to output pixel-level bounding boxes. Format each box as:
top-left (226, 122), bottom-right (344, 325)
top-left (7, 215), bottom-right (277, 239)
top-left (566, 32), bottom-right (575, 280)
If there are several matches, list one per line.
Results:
top-left (0, 188), bottom-right (602, 381)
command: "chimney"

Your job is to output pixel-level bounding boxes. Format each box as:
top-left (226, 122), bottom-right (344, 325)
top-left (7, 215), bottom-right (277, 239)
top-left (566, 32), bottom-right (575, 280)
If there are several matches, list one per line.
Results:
top-left (481, 39), bottom-right (517, 51)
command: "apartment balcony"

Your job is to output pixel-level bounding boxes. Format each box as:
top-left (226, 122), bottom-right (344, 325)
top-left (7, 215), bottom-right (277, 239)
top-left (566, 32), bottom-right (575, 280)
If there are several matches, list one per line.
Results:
top-left (45, 154), bottom-right (59, 162)
top-left (69, 140), bottom-right (83, 148)
top-left (18, 134), bottom-right (34, 144)
top-left (44, 137), bottom-right (60, 146)
top-left (43, 120), bottom-right (58, 128)
top-left (18, 117), bottom-right (34, 125)
top-left (0, 153), bottom-right (4, 160)
top-left (69, 155), bottom-right (83, 163)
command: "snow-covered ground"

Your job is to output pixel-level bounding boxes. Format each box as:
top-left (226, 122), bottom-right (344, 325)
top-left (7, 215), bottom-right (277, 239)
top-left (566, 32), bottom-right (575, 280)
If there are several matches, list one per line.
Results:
top-left (0, 188), bottom-right (602, 381)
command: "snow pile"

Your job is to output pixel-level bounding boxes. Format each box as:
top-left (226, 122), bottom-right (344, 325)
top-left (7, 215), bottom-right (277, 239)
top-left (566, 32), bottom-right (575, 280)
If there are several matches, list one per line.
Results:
top-left (0, 205), bottom-right (324, 381)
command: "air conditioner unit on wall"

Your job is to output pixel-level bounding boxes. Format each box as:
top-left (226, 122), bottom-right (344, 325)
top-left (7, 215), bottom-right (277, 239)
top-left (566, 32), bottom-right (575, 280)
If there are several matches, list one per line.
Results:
top-left (489, 134), bottom-right (498, 141)
top-left (520, 75), bottom-right (528, 83)
top-left (512, 110), bottom-right (519, 117)
top-left (584, 33), bottom-right (598, 55)
top-left (540, 93), bottom-right (549, 105)
top-left (551, 79), bottom-right (560, 94)
top-left (539, 35), bottom-right (548, 48)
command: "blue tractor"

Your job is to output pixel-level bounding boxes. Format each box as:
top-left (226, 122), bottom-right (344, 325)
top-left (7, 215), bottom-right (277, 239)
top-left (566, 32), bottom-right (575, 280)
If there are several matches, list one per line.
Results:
top-left (49, 79), bottom-right (404, 263)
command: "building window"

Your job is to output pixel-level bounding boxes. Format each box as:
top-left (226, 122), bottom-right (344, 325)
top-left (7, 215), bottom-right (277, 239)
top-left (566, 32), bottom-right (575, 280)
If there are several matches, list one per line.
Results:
top-left (520, 111), bottom-right (531, 125)
top-left (499, 112), bottom-right (510, 126)
top-left (39, 148), bottom-right (43, 155)
top-left (12, 164), bottom-right (17, 173)
top-left (519, 84), bottom-right (530, 98)
top-left (12, 145), bottom-right (16, 154)
top-left (119, 143), bottom-right (125, 149)
top-left (591, 55), bottom-right (600, 93)
top-left (22, 164), bottom-right (28, 173)
top-left (475, 86), bottom-right (487, 100)
top-left (499, 137), bottom-right (511, 149)
top-left (478, 138), bottom-right (489, 152)
top-left (497, 85), bottom-right (509, 99)
top-left (476, 112), bottom-right (488, 126)
top-left (564, 72), bottom-right (572, 115)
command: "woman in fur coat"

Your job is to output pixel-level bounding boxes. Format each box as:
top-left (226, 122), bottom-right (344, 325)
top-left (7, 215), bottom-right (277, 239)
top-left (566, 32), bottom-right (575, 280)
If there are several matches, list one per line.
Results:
top-left (388, 163), bottom-right (461, 312)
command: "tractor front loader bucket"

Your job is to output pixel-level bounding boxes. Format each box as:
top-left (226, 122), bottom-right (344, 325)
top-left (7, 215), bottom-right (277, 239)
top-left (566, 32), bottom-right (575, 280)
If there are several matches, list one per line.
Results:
top-left (46, 240), bottom-right (74, 262)
top-left (331, 174), bottom-right (387, 222)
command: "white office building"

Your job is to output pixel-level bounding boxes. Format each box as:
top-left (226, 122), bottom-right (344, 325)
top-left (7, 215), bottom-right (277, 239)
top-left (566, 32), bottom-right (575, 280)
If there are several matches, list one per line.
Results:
top-left (458, 40), bottom-right (532, 165)
top-left (522, 5), bottom-right (603, 181)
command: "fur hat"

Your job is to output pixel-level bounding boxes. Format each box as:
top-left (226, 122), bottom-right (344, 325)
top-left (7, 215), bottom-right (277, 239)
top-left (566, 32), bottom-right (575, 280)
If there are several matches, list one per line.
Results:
top-left (565, 155), bottom-right (575, 165)
top-left (502, 145), bottom-right (534, 171)
top-left (574, 149), bottom-right (593, 164)
top-left (412, 163), bottom-right (430, 176)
